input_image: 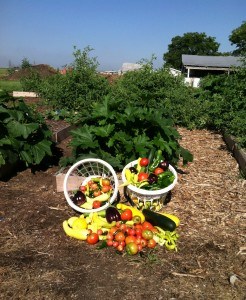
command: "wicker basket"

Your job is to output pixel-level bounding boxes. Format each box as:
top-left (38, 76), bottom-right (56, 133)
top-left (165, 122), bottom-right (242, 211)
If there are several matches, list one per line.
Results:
top-left (63, 158), bottom-right (119, 213)
top-left (122, 160), bottom-right (178, 211)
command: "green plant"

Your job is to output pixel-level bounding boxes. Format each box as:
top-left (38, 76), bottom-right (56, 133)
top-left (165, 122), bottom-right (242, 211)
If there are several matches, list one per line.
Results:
top-left (27, 46), bottom-right (110, 111)
top-left (196, 64), bottom-right (246, 148)
top-left (60, 96), bottom-right (193, 169)
top-left (0, 91), bottom-right (54, 168)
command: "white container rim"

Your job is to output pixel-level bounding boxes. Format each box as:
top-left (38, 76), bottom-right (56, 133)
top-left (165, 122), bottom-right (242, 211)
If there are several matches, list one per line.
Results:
top-left (122, 159), bottom-right (178, 196)
top-left (63, 158), bottom-right (119, 213)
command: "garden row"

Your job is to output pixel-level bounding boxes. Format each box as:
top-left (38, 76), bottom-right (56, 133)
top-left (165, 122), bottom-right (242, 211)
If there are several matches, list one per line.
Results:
top-left (0, 46), bottom-right (245, 177)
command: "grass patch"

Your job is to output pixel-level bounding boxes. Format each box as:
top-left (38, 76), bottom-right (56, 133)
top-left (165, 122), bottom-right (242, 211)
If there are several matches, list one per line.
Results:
top-left (0, 80), bottom-right (22, 92)
top-left (0, 68), bottom-right (9, 77)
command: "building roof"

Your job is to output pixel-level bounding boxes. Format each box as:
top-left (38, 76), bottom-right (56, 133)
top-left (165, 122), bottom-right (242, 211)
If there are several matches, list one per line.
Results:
top-left (182, 55), bottom-right (244, 68)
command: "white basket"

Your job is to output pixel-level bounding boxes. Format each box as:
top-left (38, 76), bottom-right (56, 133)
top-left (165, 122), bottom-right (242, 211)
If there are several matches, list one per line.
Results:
top-left (122, 160), bottom-right (178, 211)
top-left (63, 158), bottom-right (119, 213)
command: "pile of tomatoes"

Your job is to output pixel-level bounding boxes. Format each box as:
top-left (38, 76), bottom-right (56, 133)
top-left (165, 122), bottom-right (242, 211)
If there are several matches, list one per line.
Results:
top-left (105, 220), bottom-right (157, 255)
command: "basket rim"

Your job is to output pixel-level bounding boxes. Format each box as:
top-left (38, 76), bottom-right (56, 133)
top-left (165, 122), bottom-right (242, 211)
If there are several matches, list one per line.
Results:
top-left (63, 158), bottom-right (119, 213)
top-left (122, 159), bottom-right (178, 196)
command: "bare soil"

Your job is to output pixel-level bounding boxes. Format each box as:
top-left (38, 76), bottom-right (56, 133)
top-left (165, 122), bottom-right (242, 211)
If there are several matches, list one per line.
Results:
top-left (0, 100), bottom-right (245, 299)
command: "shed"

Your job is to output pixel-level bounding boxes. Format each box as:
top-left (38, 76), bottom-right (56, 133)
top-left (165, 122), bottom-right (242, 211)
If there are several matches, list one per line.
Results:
top-left (182, 55), bottom-right (244, 78)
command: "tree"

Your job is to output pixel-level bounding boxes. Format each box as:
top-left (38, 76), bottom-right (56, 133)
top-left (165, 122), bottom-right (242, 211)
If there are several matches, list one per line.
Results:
top-left (229, 21), bottom-right (246, 56)
top-left (21, 57), bottom-right (31, 69)
top-left (163, 32), bottom-right (220, 69)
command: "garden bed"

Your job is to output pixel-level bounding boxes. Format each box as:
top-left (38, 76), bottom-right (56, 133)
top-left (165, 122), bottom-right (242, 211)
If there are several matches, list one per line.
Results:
top-left (0, 127), bottom-right (245, 299)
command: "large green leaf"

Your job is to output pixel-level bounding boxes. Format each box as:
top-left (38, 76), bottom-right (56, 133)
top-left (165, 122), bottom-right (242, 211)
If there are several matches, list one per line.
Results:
top-left (93, 124), bottom-right (115, 137)
top-left (70, 125), bottom-right (99, 149)
top-left (7, 121), bottom-right (39, 138)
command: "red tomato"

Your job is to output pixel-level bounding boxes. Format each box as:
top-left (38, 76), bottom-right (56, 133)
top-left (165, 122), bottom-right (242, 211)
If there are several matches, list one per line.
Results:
top-left (121, 209), bottom-right (133, 221)
top-left (119, 240), bottom-right (126, 247)
top-left (137, 244), bottom-right (143, 251)
top-left (117, 244), bottom-right (124, 252)
top-left (142, 229), bottom-right (153, 240)
top-left (148, 238), bottom-right (157, 248)
top-left (129, 228), bottom-right (136, 236)
top-left (154, 167), bottom-right (164, 175)
top-left (115, 231), bottom-right (125, 242)
top-left (135, 228), bottom-right (142, 236)
top-left (140, 158), bottom-right (149, 167)
top-left (102, 178), bottom-right (111, 186)
top-left (109, 226), bottom-right (118, 235)
top-left (107, 240), bottom-right (113, 246)
top-left (125, 235), bottom-right (137, 245)
top-left (92, 201), bottom-right (101, 209)
top-left (138, 172), bottom-right (149, 182)
top-left (93, 190), bottom-right (102, 197)
top-left (126, 242), bottom-right (138, 255)
top-left (119, 223), bottom-right (127, 232)
top-left (87, 233), bottom-right (99, 245)
top-left (97, 229), bottom-right (103, 236)
top-left (142, 221), bottom-right (154, 231)
top-left (140, 238), bottom-right (148, 248)
top-left (90, 183), bottom-right (99, 190)
top-left (106, 233), bottom-right (114, 241)
top-left (112, 241), bottom-right (119, 248)
top-left (79, 185), bottom-right (87, 192)
top-left (101, 185), bottom-right (111, 193)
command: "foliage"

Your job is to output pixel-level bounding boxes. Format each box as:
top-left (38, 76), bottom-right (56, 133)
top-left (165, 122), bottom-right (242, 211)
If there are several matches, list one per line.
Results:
top-left (195, 63), bottom-right (246, 148)
top-left (0, 80), bottom-right (22, 92)
top-left (21, 57), bottom-right (31, 69)
top-left (110, 60), bottom-right (198, 129)
top-left (163, 32), bottom-right (220, 69)
top-left (60, 96), bottom-right (193, 169)
top-left (229, 21), bottom-right (246, 56)
top-left (20, 69), bottom-right (42, 91)
top-left (0, 91), bottom-right (54, 168)
top-left (26, 46), bottom-right (110, 111)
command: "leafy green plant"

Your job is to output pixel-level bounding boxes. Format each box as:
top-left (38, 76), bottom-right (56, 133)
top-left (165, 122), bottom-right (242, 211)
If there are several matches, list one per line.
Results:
top-left (0, 91), bottom-right (54, 168)
top-left (196, 64), bottom-right (246, 148)
top-left (60, 96), bottom-right (193, 169)
top-left (27, 46), bottom-right (110, 111)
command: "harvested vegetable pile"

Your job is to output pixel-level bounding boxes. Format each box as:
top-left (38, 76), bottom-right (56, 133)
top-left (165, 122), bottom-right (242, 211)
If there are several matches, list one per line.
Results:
top-left (0, 128), bottom-right (245, 299)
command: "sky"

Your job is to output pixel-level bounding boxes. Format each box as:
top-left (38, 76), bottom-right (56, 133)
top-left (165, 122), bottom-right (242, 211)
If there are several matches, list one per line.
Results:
top-left (0, 0), bottom-right (245, 71)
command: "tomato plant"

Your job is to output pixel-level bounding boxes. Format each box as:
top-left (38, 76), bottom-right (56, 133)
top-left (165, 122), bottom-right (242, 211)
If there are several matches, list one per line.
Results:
top-left (140, 158), bottom-right (149, 167)
top-left (87, 233), bottom-right (99, 245)
top-left (121, 209), bottom-right (132, 221)
top-left (138, 172), bottom-right (149, 182)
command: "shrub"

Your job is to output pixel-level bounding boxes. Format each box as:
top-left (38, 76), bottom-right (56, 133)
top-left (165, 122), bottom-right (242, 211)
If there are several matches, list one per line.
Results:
top-left (60, 96), bottom-right (193, 170)
top-left (28, 46), bottom-right (110, 111)
top-left (0, 91), bottom-right (54, 169)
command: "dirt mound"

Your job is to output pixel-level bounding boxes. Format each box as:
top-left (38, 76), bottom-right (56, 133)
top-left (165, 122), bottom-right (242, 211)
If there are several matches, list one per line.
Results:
top-left (6, 64), bottom-right (58, 80)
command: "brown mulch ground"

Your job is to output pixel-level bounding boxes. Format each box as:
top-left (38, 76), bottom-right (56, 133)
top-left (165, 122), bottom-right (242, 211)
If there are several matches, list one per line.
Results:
top-left (0, 123), bottom-right (245, 298)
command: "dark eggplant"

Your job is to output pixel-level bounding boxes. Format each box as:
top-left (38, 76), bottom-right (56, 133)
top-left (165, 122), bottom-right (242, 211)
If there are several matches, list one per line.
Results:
top-left (129, 166), bottom-right (138, 174)
top-left (72, 191), bottom-right (86, 206)
top-left (148, 173), bottom-right (158, 184)
top-left (158, 160), bottom-right (169, 171)
top-left (106, 206), bottom-right (121, 223)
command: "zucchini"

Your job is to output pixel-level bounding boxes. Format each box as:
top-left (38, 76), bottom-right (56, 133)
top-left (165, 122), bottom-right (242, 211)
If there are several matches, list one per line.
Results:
top-left (142, 209), bottom-right (176, 232)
